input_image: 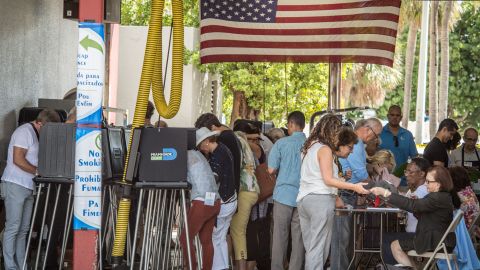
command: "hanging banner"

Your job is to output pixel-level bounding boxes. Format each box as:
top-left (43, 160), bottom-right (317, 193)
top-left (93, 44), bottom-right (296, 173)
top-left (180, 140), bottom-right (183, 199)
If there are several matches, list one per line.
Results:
top-left (74, 22), bottom-right (104, 230)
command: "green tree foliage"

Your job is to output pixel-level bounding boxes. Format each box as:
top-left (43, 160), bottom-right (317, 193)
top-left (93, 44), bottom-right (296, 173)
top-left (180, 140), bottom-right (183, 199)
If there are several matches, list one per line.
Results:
top-left (378, 2), bottom-right (479, 129)
top-left (121, 0), bottom-right (199, 26)
top-left (448, 3), bottom-right (480, 129)
top-left (122, 0), bottom-right (328, 126)
top-left (377, 26), bottom-right (420, 120)
top-left (121, 0), bottom-right (151, 25)
top-left (203, 62), bottom-right (329, 127)
top-left (121, 1), bottom-right (479, 128)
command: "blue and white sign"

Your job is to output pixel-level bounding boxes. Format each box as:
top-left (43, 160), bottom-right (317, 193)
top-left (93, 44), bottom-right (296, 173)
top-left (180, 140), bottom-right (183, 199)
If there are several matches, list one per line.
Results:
top-left (74, 197), bottom-right (102, 229)
top-left (74, 23), bottom-right (104, 230)
top-left (77, 23), bottom-right (105, 126)
top-left (74, 129), bottom-right (102, 197)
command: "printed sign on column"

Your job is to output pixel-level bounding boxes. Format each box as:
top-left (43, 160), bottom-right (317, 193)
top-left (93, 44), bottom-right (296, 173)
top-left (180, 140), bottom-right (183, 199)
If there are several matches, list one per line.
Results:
top-left (77, 22), bottom-right (105, 126)
top-left (74, 22), bottom-right (104, 230)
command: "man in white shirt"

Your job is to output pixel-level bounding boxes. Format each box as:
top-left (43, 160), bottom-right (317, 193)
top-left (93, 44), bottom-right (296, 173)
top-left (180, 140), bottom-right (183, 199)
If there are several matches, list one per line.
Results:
top-left (451, 128), bottom-right (480, 170)
top-left (382, 157), bottom-right (430, 265)
top-left (1, 109), bottom-right (60, 270)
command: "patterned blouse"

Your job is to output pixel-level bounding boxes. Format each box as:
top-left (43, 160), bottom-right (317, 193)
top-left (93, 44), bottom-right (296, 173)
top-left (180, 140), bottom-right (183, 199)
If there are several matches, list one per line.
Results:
top-left (235, 131), bottom-right (260, 194)
top-left (457, 186), bottom-right (480, 229)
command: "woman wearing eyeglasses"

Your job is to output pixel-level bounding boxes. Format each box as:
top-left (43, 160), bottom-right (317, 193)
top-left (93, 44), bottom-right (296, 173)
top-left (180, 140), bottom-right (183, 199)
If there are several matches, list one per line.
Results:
top-left (297, 114), bottom-right (370, 270)
top-left (371, 166), bottom-right (456, 269)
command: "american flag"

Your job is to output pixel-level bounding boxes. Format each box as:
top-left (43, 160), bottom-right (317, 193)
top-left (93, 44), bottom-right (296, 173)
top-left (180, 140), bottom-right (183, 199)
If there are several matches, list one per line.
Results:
top-left (200, 0), bottom-right (401, 66)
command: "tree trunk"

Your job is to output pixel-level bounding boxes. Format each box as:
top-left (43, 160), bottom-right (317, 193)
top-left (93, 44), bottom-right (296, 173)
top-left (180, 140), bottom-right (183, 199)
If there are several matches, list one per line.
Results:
top-left (246, 107), bottom-right (260, 120)
top-left (438, 1), bottom-right (453, 122)
top-left (230, 90), bottom-right (246, 127)
top-left (402, 21), bottom-right (419, 128)
top-left (428, 2), bottom-right (439, 139)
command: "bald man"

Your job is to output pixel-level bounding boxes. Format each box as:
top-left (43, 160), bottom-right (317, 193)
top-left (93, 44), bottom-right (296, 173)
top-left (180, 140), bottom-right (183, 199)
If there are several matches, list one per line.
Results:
top-left (451, 127), bottom-right (480, 169)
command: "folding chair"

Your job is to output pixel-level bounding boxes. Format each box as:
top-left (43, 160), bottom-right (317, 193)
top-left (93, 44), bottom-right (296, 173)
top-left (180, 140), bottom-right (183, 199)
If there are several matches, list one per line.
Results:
top-left (407, 210), bottom-right (463, 270)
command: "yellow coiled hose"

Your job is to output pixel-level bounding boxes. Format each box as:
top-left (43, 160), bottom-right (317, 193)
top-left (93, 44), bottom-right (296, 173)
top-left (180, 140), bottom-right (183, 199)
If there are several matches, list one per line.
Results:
top-left (111, 0), bottom-right (183, 263)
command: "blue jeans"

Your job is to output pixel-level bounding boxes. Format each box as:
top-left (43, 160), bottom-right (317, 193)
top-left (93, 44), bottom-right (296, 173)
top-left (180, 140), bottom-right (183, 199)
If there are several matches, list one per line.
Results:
top-left (330, 191), bottom-right (357, 270)
top-left (1, 181), bottom-right (34, 270)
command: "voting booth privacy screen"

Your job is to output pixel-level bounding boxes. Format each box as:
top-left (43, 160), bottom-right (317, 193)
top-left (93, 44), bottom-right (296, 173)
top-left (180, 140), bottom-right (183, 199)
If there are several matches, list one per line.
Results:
top-left (127, 128), bottom-right (195, 183)
top-left (37, 123), bottom-right (128, 181)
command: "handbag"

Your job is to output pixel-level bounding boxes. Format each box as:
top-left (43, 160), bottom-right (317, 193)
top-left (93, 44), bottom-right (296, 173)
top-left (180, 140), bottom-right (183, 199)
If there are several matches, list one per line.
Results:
top-left (254, 162), bottom-right (276, 202)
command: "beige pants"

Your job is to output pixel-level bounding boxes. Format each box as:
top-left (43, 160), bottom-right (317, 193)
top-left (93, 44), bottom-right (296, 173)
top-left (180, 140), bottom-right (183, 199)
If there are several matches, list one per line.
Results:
top-left (230, 191), bottom-right (258, 260)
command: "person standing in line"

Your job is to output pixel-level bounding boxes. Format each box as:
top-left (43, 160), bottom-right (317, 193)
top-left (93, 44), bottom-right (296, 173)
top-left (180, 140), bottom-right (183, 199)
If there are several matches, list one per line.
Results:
top-left (196, 127), bottom-right (238, 270)
top-left (451, 128), bottom-right (480, 170)
top-left (180, 148), bottom-right (221, 270)
top-left (297, 114), bottom-right (369, 270)
top-left (268, 111), bottom-right (306, 270)
top-left (1, 109), bottom-right (60, 270)
top-left (331, 117), bottom-right (383, 270)
top-left (266, 128), bottom-right (286, 144)
top-left (195, 113), bottom-right (243, 196)
top-left (230, 131), bottom-right (260, 270)
top-left (379, 105), bottom-right (418, 184)
top-left (423, 118), bottom-right (459, 167)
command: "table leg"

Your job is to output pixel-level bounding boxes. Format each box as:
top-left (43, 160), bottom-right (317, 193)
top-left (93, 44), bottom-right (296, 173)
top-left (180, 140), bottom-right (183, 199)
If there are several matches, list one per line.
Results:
top-left (347, 212), bottom-right (357, 270)
top-left (379, 213), bottom-right (388, 269)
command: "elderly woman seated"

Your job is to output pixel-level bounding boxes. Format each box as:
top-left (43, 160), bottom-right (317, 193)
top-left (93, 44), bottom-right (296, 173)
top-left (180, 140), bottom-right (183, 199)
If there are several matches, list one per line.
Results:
top-left (371, 166), bottom-right (456, 269)
top-left (381, 157), bottom-right (431, 265)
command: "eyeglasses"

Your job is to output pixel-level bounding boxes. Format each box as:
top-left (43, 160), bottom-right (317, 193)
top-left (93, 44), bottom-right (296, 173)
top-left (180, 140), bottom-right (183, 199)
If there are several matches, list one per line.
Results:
top-left (393, 136), bottom-right (399, 147)
top-left (426, 180), bottom-right (437, 184)
top-left (368, 126), bottom-right (379, 140)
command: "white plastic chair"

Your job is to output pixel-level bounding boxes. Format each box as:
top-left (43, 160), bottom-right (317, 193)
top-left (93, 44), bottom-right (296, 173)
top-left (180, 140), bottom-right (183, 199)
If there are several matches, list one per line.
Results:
top-left (407, 210), bottom-right (463, 270)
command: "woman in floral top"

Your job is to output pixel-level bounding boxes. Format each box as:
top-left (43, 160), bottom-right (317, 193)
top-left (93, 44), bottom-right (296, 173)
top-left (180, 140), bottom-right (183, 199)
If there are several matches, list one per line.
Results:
top-left (229, 131), bottom-right (260, 270)
top-left (449, 166), bottom-right (480, 228)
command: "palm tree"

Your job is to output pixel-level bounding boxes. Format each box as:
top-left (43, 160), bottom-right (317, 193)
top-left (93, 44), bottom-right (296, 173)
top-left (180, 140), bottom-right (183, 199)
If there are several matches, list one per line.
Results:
top-left (428, 1), bottom-right (439, 139)
top-left (438, 2), bottom-right (462, 121)
top-left (438, 2), bottom-right (452, 122)
top-left (399, 0), bottom-right (422, 128)
top-left (343, 60), bottom-right (401, 108)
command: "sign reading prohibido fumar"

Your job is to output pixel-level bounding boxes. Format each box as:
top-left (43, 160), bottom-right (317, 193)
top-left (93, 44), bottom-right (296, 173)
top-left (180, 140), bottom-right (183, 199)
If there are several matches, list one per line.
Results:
top-left (74, 22), bottom-right (104, 230)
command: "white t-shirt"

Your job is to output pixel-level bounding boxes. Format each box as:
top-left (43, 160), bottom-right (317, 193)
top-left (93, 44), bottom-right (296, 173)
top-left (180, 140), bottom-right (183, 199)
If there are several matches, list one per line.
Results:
top-left (404, 184), bottom-right (428, 233)
top-left (297, 142), bottom-right (339, 202)
top-left (1, 123), bottom-right (39, 190)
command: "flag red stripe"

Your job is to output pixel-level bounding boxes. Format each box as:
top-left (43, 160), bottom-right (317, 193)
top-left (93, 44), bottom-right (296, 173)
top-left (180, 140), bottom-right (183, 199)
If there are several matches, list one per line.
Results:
top-left (276, 13), bottom-right (399, 23)
top-left (201, 54), bottom-right (394, 66)
top-left (201, 40), bottom-right (395, 51)
top-left (201, 25), bottom-right (397, 37)
top-left (277, 0), bottom-right (401, 12)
